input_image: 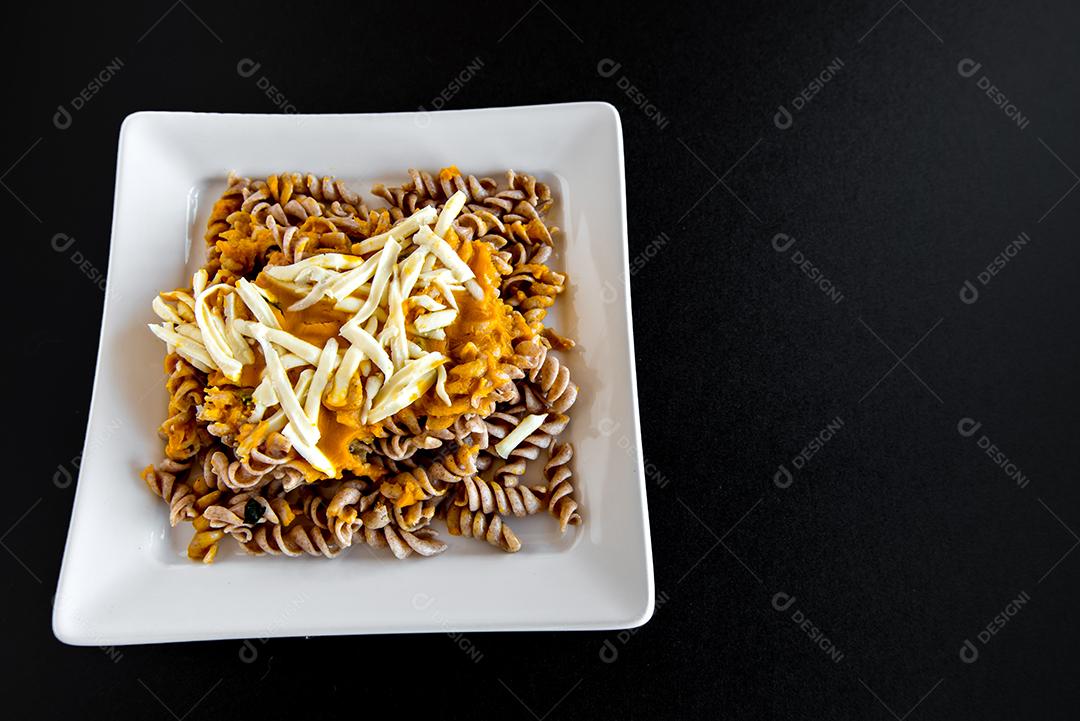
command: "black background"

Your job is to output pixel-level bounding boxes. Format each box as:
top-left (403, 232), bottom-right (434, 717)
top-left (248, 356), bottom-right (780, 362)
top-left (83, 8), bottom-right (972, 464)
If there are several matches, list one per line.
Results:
top-left (8, 1), bottom-right (1079, 719)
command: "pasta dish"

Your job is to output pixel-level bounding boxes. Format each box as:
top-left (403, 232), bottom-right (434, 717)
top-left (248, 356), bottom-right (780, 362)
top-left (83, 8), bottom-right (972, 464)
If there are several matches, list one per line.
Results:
top-left (142, 168), bottom-right (580, 561)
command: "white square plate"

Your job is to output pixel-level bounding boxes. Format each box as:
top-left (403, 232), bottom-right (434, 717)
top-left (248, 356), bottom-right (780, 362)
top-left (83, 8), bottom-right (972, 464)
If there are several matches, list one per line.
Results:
top-left (53, 102), bottom-right (653, 645)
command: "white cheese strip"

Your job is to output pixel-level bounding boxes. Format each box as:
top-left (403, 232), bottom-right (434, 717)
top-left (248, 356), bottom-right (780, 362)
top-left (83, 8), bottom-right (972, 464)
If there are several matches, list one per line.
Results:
top-left (494, 413), bottom-right (549, 459)
top-left (367, 352), bottom-right (447, 423)
top-left (360, 375), bottom-right (382, 425)
top-left (387, 269), bottom-right (409, 370)
top-left (281, 422), bottom-right (335, 478)
top-left (435, 364), bottom-right (451, 405)
top-left (175, 323), bottom-right (205, 345)
top-left (352, 205), bottom-right (437, 255)
top-left (328, 343), bottom-right (365, 406)
top-left (304, 337), bottom-right (339, 427)
top-left (414, 309), bottom-right (457, 334)
top-left (235, 320), bottom-right (321, 365)
top-left (415, 328), bottom-right (446, 341)
top-left (241, 366), bottom-right (312, 446)
top-left (148, 324), bottom-right (214, 372)
top-left (251, 404), bottom-right (285, 433)
top-left (288, 272), bottom-right (340, 312)
top-left (409, 295), bottom-right (445, 312)
top-left (194, 284), bottom-right (243, 380)
top-left (432, 277), bottom-right (460, 310)
top-left (407, 341), bottom-right (426, 358)
top-left (294, 266), bottom-right (338, 285)
top-left (263, 253), bottom-right (364, 281)
top-left (192, 269), bottom-right (208, 296)
top-left (248, 383), bottom-right (273, 423)
top-left (252, 376), bottom-right (276, 407)
top-left (398, 246), bottom-right (428, 299)
top-left (376, 322), bottom-right (395, 349)
top-left (255, 338), bottom-right (319, 447)
top-left (235, 278), bottom-right (282, 330)
top-left (413, 226), bottom-right (482, 298)
top-left (338, 236), bottom-right (400, 323)
top-left (418, 268), bottom-right (460, 284)
top-left (152, 296), bottom-right (184, 323)
top-left (434, 190), bottom-right (467, 237)
top-left (334, 296), bottom-right (360, 313)
top-left (223, 293), bottom-right (255, 364)
top-left (327, 253), bottom-right (380, 301)
top-left (339, 324), bottom-right (394, 380)
top-left (280, 353), bottom-right (307, 370)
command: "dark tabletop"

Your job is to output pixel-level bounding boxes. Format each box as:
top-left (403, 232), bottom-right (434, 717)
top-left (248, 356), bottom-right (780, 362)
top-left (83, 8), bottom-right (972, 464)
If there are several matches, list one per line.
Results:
top-left (9, 1), bottom-right (1079, 719)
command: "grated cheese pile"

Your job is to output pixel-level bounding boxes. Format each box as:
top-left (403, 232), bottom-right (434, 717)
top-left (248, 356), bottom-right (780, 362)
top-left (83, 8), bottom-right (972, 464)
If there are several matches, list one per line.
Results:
top-left (148, 191), bottom-right (531, 479)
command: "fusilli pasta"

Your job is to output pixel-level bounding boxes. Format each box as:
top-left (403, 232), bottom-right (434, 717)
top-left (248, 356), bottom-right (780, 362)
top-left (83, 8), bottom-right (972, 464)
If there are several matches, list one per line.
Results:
top-left (145, 167), bottom-right (582, 561)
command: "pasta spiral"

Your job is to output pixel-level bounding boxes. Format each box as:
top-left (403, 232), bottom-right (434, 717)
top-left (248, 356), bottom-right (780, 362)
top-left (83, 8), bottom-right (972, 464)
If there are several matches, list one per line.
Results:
top-left (445, 504), bottom-right (522, 553)
top-left (456, 476), bottom-right (546, 517)
top-left (237, 523), bottom-right (342, 558)
top-left (141, 459), bottom-right (196, 526)
top-left (544, 442), bottom-right (581, 533)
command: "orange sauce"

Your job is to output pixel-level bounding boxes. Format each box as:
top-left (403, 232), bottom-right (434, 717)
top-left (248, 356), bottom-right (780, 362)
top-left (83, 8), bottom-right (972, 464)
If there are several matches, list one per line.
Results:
top-left (316, 409), bottom-right (386, 480)
top-left (255, 274), bottom-right (353, 347)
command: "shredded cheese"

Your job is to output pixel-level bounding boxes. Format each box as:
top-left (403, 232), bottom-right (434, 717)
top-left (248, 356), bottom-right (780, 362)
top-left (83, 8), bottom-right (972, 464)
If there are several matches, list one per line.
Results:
top-left (152, 296), bottom-right (183, 323)
top-left (235, 278), bottom-right (281, 330)
top-left (282, 423), bottom-right (335, 478)
top-left (414, 309), bottom-right (458, 334)
top-left (263, 252), bottom-right (364, 280)
top-left (148, 324), bottom-right (214, 371)
top-left (367, 352), bottom-right (447, 423)
top-left (328, 344), bottom-right (364, 406)
top-left (338, 237), bottom-right (400, 321)
top-left (352, 205), bottom-right (437, 255)
top-left (193, 284), bottom-right (243, 381)
top-left (413, 226), bottom-right (482, 299)
top-left (327, 253), bottom-right (380, 301)
top-left (304, 337), bottom-right (339, 428)
top-left (433, 190), bottom-right (467, 237)
top-left (339, 324), bottom-right (394, 380)
top-left (494, 414), bottom-right (549, 459)
top-left (235, 320), bottom-right (322, 365)
top-left (256, 339), bottom-right (319, 447)
top-left (435, 364), bottom-right (451, 405)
